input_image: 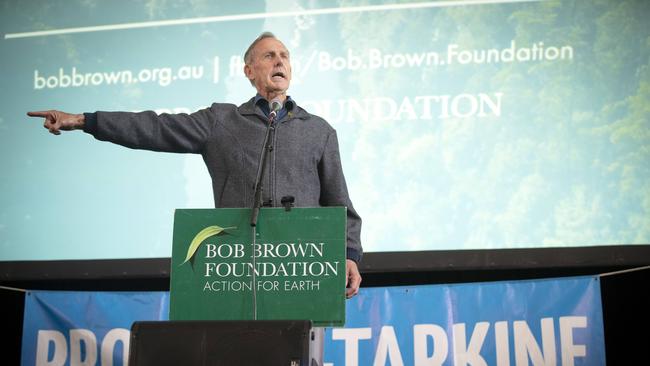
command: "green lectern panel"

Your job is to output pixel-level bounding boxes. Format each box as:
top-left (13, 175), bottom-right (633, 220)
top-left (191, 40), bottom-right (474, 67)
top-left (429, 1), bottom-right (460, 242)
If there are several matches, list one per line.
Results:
top-left (169, 207), bottom-right (346, 327)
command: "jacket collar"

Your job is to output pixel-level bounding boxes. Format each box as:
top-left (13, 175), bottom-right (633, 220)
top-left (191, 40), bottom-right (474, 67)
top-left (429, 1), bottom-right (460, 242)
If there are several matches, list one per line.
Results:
top-left (238, 96), bottom-right (310, 121)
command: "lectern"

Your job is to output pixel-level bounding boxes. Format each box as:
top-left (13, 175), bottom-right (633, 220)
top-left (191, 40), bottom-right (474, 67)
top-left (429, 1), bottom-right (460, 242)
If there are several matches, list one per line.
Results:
top-left (128, 207), bottom-right (346, 365)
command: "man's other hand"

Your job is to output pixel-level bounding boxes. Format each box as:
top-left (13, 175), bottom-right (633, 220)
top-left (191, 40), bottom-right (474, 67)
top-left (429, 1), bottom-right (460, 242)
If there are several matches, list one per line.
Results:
top-left (27, 110), bottom-right (85, 135)
top-left (345, 259), bottom-right (361, 299)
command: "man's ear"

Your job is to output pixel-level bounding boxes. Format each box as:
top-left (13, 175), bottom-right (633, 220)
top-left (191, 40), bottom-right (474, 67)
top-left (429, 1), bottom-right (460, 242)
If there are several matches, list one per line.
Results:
top-left (244, 64), bottom-right (253, 81)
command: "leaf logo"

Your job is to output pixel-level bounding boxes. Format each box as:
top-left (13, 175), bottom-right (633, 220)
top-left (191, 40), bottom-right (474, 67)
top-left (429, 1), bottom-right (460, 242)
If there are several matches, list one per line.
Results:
top-left (182, 225), bottom-right (236, 266)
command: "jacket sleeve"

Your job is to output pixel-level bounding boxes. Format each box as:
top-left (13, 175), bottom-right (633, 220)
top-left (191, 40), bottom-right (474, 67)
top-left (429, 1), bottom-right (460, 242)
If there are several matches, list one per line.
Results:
top-left (83, 108), bottom-right (215, 153)
top-left (318, 130), bottom-right (363, 263)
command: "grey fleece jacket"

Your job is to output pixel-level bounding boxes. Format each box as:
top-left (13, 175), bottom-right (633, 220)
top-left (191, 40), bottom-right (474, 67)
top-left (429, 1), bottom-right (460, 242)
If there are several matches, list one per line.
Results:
top-left (83, 97), bottom-right (362, 262)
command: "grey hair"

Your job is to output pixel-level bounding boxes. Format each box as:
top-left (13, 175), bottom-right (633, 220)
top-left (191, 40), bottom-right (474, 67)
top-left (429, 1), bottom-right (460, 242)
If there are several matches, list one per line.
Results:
top-left (244, 31), bottom-right (278, 65)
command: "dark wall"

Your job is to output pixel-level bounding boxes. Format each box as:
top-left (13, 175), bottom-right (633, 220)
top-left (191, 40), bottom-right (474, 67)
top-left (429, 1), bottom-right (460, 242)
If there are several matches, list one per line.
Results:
top-left (600, 267), bottom-right (650, 365)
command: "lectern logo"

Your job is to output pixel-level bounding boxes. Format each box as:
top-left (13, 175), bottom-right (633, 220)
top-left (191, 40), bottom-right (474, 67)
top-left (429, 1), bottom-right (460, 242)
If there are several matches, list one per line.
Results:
top-left (182, 225), bottom-right (236, 266)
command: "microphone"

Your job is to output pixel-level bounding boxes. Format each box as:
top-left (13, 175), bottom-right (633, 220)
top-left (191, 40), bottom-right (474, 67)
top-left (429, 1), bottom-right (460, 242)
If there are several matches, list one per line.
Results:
top-left (268, 98), bottom-right (283, 121)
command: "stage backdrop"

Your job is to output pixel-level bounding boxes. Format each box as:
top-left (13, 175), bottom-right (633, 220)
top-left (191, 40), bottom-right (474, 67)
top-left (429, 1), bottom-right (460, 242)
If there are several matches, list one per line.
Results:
top-left (21, 276), bottom-right (605, 365)
top-left (1, 0), bottom-right (649, 261)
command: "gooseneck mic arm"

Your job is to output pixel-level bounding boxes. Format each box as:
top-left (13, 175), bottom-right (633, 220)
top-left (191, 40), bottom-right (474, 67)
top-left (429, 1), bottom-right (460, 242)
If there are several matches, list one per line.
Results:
top-left (250, 98), bottom-right (282, 227)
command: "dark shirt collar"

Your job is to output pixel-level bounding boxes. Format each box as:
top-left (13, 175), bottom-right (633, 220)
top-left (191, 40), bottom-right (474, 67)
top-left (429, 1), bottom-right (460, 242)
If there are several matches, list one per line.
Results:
top-left (254, 94), bottom-right (295, 119)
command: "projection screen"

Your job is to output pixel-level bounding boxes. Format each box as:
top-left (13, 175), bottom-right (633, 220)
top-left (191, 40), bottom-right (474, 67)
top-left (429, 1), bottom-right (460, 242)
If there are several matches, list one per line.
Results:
top-left (1, 0), bottom-right (648, 261)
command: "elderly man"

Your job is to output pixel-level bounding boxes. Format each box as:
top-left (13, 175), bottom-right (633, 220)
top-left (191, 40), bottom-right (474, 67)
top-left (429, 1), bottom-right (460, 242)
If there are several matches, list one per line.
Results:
top-left (27, 32), bottom-right (363, 297)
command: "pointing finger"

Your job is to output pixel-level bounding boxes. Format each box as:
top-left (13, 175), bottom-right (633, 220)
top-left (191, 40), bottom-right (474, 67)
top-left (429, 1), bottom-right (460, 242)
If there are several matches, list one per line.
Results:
top-left (27, 111), bottom-right (51, 118)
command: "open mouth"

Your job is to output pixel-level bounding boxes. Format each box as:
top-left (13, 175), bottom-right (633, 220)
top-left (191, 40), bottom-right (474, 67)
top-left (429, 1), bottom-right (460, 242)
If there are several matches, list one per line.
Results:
top-left (271, 71), bottom-right (286, 79)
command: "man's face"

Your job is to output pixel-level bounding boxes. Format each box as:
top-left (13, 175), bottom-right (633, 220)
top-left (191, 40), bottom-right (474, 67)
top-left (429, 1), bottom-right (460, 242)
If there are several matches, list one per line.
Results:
top-left (244, 37), bottom-right (292, 97)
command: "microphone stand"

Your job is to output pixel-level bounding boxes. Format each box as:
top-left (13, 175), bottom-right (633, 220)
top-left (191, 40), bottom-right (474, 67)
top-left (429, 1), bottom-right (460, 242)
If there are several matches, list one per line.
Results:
top-left (250, 112), bottom-right (275, 227)
top-left (249, 110), bottom-right (277, 320)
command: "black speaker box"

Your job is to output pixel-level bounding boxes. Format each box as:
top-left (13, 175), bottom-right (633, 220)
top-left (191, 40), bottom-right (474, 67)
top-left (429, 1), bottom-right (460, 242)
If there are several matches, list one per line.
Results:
top-left (128, 320), bottom-right (312, 366)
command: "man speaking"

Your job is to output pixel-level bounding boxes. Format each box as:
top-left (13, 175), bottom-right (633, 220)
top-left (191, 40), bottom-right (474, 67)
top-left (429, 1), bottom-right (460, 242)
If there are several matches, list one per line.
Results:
top-left (27, 32), bottom-right (363, 298)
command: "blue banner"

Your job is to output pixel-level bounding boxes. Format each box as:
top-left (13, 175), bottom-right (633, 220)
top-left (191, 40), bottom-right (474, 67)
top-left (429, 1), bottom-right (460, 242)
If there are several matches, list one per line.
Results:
top-left (21, 276), bottom-right (604, 365)
top-left (21, 291), bottom-right (169, 366)
top-left (324, 276), bottom-right (604, 365)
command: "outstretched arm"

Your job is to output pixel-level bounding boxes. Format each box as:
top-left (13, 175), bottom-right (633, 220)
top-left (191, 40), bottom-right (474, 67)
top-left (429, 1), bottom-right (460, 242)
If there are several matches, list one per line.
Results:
top-left (27, 108), bottom-right (215, 153)
top-left (27, 110), bottom-right (85, 135)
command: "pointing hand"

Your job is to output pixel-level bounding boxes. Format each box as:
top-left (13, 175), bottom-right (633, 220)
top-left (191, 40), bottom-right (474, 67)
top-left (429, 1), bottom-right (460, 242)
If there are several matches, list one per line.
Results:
top-left (27, 110), bottom-right (85, 135)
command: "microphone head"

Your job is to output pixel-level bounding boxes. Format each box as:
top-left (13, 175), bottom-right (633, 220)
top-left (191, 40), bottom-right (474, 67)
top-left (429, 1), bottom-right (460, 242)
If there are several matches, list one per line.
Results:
top-left (269, 98), bottom-right (283, 113)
